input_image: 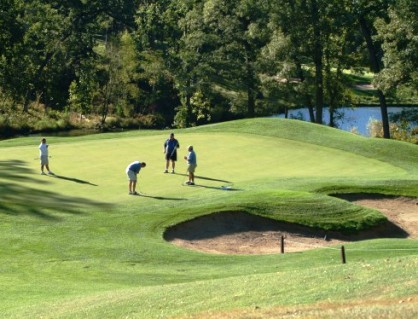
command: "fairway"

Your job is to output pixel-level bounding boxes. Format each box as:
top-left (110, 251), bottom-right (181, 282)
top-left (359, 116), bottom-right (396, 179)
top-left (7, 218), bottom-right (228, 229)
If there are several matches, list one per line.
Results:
top-left (0, 118), bottom-right (417, 319)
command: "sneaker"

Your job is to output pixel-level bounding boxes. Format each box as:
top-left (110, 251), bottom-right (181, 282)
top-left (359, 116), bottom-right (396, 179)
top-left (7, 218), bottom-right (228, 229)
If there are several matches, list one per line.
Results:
top-left (129, 191), bottom-right (133, 195)
top-left (164, 170), bottom-right (168, 173)
top-left (47, 171), bottom-right (54, 175)
top-left (171, 170), bottom-right (175, 174)
top-left (190, 182), bottom-right (195, 185)
top-left (41, 171), bottom-right (46, 175)
top-left (132, 191), bottom-right (139, 195)
top-left (185, 181), bottom-right (192, 185)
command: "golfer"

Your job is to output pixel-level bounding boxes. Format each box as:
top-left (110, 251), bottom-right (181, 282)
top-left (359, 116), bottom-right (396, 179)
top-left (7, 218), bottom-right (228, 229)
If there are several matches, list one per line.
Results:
top-left (126, 161), bottom-right (146, 195)
top-left (163, 133), bottom-right (180, 174)
top-left (39, 137), bottom-right (53, 175)
top-left (184, 145), bottom-right (197, 185)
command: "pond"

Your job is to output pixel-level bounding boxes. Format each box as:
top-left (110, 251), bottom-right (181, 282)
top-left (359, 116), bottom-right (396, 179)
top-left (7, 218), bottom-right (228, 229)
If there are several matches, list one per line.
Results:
top-left (274, 106), bottom-right (418, 136)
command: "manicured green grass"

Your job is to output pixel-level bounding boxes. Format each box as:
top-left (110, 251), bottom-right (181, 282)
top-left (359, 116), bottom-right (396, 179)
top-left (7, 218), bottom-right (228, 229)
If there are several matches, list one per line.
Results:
top-left (0, 118), bottom-right (417, 318)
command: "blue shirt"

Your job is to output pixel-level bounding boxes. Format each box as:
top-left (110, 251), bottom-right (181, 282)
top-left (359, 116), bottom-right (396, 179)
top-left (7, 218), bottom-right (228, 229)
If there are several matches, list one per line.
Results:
top-left (128, 161), bottom-right (142, 174)
top-left (187, 151), bottom-right (197, 165)
top-left (164, 138), bottom-right (179, 154)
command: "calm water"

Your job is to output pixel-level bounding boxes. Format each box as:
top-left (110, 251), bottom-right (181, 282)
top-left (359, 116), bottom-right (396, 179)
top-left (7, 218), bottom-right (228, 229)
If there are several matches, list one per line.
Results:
top-left (275, 106), bottom-right (418, 136)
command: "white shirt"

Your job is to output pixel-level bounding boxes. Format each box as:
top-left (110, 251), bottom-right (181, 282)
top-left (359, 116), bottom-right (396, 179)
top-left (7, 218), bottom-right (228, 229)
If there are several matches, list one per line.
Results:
top-left (39, 143), bottom-right (48, 157)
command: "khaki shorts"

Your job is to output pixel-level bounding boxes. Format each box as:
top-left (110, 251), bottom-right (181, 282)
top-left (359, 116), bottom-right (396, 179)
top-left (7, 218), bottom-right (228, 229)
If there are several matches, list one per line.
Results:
top-left (187, 164), bottom-right (197, 173)
top-left (127, 170), bottom-right (137, 181)
top-left (40, 155), bottom-right (49, 165)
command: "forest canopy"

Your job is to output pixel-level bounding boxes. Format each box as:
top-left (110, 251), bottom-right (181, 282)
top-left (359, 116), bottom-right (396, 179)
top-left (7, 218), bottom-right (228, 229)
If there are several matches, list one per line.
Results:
top-left (0, 0), bottom-right (417, 135)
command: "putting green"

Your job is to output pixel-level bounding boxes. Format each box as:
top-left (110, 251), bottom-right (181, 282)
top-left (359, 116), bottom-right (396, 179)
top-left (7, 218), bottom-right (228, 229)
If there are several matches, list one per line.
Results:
top-left (2, 132), bottom-right (406, 203)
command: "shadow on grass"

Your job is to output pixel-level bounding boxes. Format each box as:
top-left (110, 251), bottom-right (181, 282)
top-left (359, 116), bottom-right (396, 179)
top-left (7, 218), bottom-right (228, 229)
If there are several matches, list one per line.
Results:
top-left (135, 193), bottom-right (186, 201)
top-left (49, 174), bottom-right (98, 186)
top-left (195, 175), bottom-right (232, 184)
top-left (186, 184), bottom-right (241, 191)
top-left (175, 173), bottom-right (239, 190)
top-left (175, 173), bottom-right (232, 184)
top-left (164, 211), bottom-right (409, 242)
top-left (0, 160), bottom-right (112, 220)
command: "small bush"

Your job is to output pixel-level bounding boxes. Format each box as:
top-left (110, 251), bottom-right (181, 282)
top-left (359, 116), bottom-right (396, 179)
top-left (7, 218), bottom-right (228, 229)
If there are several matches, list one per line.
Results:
top-left (367, 118), bottom-right (418, 144)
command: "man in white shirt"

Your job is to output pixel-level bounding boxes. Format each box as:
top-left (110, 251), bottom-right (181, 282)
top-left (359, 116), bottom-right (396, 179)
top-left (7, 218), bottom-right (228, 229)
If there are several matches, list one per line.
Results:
top-left (39, 138), bottom-right (53, 175)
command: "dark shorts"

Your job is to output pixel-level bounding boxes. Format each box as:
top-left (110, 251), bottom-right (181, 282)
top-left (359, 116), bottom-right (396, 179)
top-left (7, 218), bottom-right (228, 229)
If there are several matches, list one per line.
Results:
top-left (165, 151), bottom-right (177, 161)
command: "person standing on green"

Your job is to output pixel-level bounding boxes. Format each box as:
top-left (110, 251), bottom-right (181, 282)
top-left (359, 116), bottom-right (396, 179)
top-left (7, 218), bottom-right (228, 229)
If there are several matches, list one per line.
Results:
top-left (39, 138), bottom-right (54, 175)
top-left (163, 133), bottom-right (180, 174)
top-left (184, 145), bottom-right (197, 185)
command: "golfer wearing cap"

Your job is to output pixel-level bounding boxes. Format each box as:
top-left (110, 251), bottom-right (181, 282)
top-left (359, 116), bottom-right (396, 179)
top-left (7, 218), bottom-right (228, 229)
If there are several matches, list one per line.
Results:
top-left (184, 145), bottom-right (197, 185)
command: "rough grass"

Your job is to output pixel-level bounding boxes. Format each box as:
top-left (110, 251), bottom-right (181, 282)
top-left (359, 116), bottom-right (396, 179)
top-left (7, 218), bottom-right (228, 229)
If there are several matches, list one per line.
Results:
top-left (0, 118), bottom-right (417, 318)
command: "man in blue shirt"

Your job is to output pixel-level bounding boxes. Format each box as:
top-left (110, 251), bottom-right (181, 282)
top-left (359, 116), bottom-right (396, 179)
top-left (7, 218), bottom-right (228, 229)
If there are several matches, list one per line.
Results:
top-left (126, 161), bottom-right (146, 195)
top-left (184, 145), bottom-right (197, 185)
top-left (163, 133), bottom-right (180, 173)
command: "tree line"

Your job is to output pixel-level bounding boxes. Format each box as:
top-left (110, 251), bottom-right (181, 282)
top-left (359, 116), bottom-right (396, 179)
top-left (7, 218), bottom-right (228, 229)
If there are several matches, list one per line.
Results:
top-left (1, 0), bottom-right (417, 137)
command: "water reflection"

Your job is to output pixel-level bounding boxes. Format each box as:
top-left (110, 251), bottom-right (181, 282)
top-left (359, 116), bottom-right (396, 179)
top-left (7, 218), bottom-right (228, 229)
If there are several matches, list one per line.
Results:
top-left (275, 106), bottom-right (418, 136)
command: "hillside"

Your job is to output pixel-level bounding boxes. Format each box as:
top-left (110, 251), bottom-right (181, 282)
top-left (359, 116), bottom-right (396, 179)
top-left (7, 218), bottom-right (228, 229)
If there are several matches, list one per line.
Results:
top-left (0, 118), bottom-right (417, 319)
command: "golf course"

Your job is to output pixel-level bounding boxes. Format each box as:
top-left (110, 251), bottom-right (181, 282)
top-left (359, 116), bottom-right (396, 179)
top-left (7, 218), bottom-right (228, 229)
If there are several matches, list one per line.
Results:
top-left (0, 118), bottom-right (417, 318)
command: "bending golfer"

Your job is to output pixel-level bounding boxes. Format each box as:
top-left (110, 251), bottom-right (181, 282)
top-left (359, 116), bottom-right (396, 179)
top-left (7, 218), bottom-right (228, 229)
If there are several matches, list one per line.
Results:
top-left (39, 138), bottom-right (54, 175)
top-left (184, 145), bottom-right (197, 185)
top-left (163, 133), bottom-right (180, 173)
top-left (126, 161), bottom-right (146, 195)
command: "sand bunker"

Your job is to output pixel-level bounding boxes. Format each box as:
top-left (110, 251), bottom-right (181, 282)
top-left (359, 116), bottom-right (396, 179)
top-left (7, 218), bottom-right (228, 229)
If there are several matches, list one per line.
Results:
top-left (164, 194), bottom-right (418, 254)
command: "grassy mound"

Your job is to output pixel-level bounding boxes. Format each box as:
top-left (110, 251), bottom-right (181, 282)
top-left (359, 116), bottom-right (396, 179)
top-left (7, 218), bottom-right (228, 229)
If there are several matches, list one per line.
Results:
top-left (0, 118), bottom-right (417, 318)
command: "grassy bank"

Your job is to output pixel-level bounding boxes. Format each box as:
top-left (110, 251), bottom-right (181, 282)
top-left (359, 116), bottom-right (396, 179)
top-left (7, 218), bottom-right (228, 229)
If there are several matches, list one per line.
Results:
top-left (0, 118), bottom-right (417, 318)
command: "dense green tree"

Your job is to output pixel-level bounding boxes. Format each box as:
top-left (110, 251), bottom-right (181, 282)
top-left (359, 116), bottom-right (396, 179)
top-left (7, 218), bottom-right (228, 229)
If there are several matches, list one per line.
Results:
top-left (350, 0), bottom-right (395, 138)
top-left (69, 31), bottom-right (144, 127)
top-left (136, 0), bottom-right (217, 127)
top-left (0, 0), bottom-right (23, 58)
top-left (1, 0), bottom-right (417, 135)
top-left (322, 1), bottom-right (356, 128)
top-left (375, 0), bottom-right (418, 92)
top-left (202, 0), bottom-right (272, 118)
top-left (271, 0), bottom-right (351, 124)
top-left (135, 0), bottom-right (183, 126)
top-left (1, 0), bottom-right (140, 113)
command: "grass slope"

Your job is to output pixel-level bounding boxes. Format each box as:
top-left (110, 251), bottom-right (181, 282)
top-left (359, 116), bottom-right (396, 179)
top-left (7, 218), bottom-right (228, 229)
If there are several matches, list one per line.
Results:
top-left (0, 118), bottom-right (417, 318)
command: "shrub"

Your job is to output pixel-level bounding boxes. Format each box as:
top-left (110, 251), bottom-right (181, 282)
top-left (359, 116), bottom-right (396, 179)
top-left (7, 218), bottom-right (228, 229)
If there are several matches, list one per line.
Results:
top-left (367, 118), bottom-right (418, 144)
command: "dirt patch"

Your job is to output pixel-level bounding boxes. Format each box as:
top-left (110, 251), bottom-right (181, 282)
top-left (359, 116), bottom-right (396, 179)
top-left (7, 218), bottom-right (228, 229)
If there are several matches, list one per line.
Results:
top-left (164, 194), bottom-right (418, 254)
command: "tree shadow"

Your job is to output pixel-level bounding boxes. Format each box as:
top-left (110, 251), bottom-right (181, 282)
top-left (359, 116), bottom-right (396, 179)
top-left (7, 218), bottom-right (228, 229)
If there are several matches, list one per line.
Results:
top-left (0, 160), bottom-right (45, 183)
top-left (50, 174), bottom-right (98, 186)
top-left (0, 160), bottom-right (112, 220)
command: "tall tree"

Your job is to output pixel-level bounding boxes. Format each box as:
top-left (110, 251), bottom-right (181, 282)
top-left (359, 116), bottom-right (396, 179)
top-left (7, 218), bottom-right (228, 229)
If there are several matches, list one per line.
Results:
top-left (1, 0), bottom-right (140, 112)
top-left (136, 0), bottom-right (219, 127)
top-left (0, 0), bottom-right (23, 58)
top-left (351, 0), bottom-right (394, 138)
top-left (202, 0), bottom-right (272, 118)
top-left (375, 0), bottom-right (418, 92)
top-left (322, 0), bottom-right (354, 128)
top-left (0, 0), bottom-right (24, 108)
top-left (271, 0), bottom-right (349, 124)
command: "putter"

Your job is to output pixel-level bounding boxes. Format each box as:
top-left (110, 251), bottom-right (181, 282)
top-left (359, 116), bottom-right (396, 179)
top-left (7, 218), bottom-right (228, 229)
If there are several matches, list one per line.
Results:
top-left (181, 168), bottom-right (189, 185)
top-left (136, 184), bottom-right (145, 195)
top-left (170, 145), bottom-right (177, 158)
top-left (170, 146), bottom-right (177, 173)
